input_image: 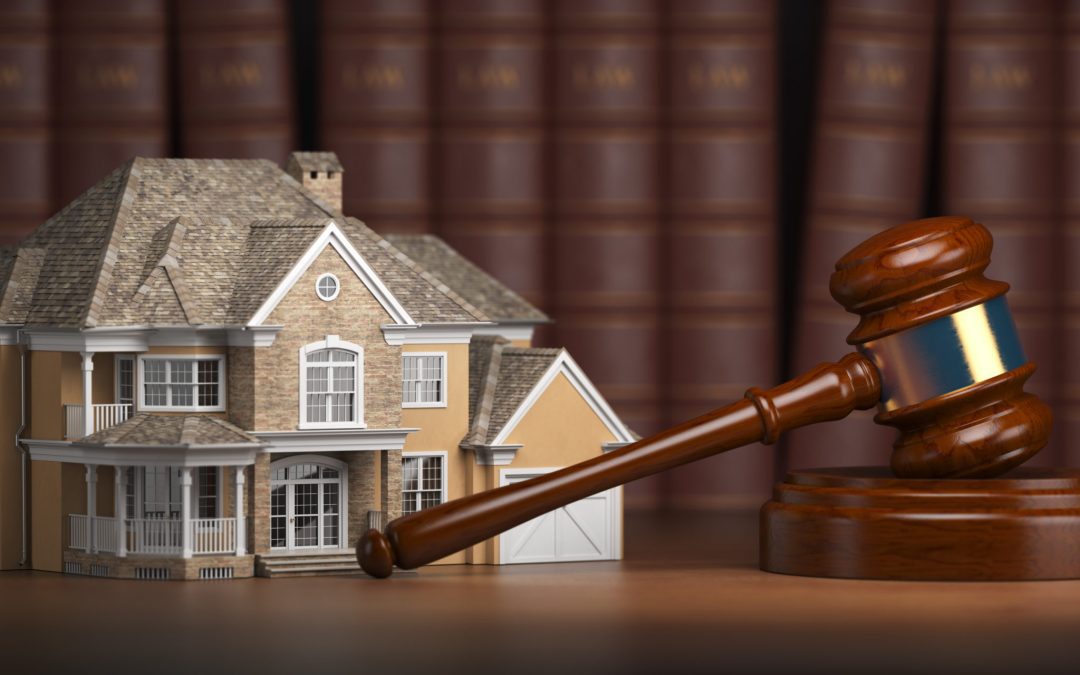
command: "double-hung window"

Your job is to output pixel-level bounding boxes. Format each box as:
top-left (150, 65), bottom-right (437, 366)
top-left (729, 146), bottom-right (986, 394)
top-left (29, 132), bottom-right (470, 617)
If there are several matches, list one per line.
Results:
top-left (401, 453), bottom-right (446, 515)
top-left (299, 338), bottom-right (364, 429)
top-left (402, 353), bottom-right (446, 407)
top-left (139, 356), bottom-right (225, 412)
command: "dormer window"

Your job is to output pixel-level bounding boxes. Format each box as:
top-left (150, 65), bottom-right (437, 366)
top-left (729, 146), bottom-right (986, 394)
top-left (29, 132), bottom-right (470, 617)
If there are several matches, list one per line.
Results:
top-left (299, 337), bottom-right (364, 429)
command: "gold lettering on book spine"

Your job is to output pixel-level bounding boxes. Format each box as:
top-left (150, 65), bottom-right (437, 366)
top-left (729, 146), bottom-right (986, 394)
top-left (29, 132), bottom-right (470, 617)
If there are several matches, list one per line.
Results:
top-left (200, 62), bottom-right (263, 89)
top-left (969, 63), bottom-right (1031, 90)
top-left (455, 65), bottom-right (520, 90)
top-left (688, 63), bottom-right (750, 89)
top-left (343, 64), bottom-right (405, 90)
top-left (77, 64), bottom-right (139, 90)
top-left (572, 64), bottom-right (636, 90)
top-left (843, 59), bottom-right (907, 88)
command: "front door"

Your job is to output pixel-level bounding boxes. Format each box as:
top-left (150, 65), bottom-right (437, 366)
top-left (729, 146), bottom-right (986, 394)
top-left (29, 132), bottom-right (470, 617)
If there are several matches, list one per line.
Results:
top-left (270, 459), bottom-right (344, 550)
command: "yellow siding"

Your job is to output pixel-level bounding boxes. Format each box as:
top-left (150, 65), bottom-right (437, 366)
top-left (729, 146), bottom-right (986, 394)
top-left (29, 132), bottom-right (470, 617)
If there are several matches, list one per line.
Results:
top-left (400, 343), bottom-right (471, 564)
top-left (503, 372), bottom-right (614, 467)
top-left (0, 346), bottom-right (23, 569)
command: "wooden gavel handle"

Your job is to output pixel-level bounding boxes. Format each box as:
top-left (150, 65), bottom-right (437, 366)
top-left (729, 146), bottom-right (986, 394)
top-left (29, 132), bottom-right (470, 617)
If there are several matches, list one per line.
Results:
top-left (359, 352), bottom-right (882, 577)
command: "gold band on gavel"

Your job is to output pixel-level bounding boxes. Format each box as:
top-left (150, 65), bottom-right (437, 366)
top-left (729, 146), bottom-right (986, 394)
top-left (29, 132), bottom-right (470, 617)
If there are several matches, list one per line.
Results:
top-left (858, 296), bottom-right (1027, 412)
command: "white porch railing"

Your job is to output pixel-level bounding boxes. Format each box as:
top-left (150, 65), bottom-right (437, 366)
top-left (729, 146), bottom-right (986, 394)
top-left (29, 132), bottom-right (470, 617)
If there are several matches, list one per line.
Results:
top-left (93, 516), bottom-right (117, 553)
top-left (68, 514), bottom-right (117, 553)
top-left (128, 518), bottom-right (183, 555)
top-left (191, 518), bottom-right (237, 555)
top-left (69, 514), bottom-right (88, 551)
top-left (70, 516), bottom-right (241, 556)
top-left (63, 403), bottom-right (132, 439)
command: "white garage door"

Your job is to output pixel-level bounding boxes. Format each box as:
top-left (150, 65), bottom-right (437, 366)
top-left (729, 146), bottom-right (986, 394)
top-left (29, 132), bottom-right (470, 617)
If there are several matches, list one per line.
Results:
top-left (499, 469), bottom-right (621, 565)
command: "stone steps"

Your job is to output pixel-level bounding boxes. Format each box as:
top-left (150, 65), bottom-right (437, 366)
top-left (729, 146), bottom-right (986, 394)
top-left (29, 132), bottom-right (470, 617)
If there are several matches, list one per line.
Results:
top-left (255, 550), bottom-right (361, 578)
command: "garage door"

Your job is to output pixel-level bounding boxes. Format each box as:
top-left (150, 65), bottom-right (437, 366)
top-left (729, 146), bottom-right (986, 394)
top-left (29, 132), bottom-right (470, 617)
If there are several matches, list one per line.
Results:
top-left (499, 469), bottom-right (621, 565)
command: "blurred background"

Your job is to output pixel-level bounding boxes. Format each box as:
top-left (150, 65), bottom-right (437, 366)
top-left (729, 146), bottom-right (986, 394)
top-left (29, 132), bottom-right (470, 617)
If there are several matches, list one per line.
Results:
top-left (0, 0), bottom-right (1074, 511)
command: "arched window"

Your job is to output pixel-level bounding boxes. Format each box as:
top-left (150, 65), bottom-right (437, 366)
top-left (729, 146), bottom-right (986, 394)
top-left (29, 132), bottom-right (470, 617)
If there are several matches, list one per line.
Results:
top-left (299, 336), bottom-right (364, 429)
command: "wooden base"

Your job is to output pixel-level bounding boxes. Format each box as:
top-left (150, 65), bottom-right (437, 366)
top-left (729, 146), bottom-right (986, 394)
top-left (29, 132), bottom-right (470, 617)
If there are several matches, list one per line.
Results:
top-left (760, 466), bottom-right (1080, 581)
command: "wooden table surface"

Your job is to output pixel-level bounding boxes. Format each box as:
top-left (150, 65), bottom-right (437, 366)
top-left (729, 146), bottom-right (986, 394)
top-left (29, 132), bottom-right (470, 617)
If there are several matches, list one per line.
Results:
top-left (4, 508), bottom-right (1080, 674)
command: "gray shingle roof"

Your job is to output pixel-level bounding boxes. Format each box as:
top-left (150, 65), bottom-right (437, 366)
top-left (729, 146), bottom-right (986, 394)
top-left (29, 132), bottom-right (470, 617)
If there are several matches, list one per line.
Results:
top-left (385, 234), bottom-right (549, 323)
top-left (0, 156), bottom-right (491, 327)
top-left (79, 413), bottom-right (262, 446)
top-left (465, 336), bottom-right (562, 445)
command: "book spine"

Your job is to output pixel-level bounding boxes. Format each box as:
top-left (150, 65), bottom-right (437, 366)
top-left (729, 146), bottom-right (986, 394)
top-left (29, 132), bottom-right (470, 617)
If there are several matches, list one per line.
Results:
top-left (435, 0), bottom-right (547, 309)
top-left (787, 0), bottom-right (938, 471)
top-left (0, 0), bottom-right (50, 244)
top-left (942, 0), bottom-right (1061, 464)
top-left (551, 0), bottom-right (661, 506)
top-left (661, 0), bottom-right (779, 507)
top-left (1067, 2), bottom-right (1080, 466)
top-left (53, 0), bottom-right (169, 206)
top-left (175, 0), bottom-right (295, 165)
top-left (319, 0), bottom-right (432, 231)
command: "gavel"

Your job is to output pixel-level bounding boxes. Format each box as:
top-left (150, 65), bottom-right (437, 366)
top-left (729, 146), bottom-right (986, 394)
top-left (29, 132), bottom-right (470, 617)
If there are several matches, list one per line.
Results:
top-left (359, 216), bottom-right (1052, 578)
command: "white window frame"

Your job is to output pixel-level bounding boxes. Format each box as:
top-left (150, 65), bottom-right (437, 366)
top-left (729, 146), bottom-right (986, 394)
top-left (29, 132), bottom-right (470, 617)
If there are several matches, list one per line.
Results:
top-left (401, 351), bottom-right (448, 409)
top-left (269, 455), bottom-right (348, 551)
top-left (298, 335), bottom-right (365, 430)
top-left (136, 355), bottom-right (226, 412)
top-left (195, 466), bottom-right (223, 519)
top-left (315, 272), bottom-right (340, 302)
top-left (115, 354), bottom-right (135, 407)
top-left (401, 451), bottom-right (448, 515)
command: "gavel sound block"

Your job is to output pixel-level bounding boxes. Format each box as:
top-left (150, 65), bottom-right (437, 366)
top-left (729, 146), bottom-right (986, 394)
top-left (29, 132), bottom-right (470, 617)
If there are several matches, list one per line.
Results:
top-left (361, 216), bottom-right (1080, 581)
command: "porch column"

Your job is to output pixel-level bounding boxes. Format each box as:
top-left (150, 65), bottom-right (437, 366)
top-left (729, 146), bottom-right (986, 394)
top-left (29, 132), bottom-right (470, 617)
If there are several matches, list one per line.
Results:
top-left (235, 467), bottom-right (246, 556)
top-left (80, 352), bottom-right (94, 437)
top-left (115, 466), bottom-right (127, 557)
top-left (85, 464), bottom-right (97, 553)
top-left (180, 467), bottom-right (193, 558)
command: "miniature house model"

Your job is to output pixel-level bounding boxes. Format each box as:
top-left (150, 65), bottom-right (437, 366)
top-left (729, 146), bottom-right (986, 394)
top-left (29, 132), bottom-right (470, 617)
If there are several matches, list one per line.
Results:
top-left (0, 152), bottom-right (633, 580)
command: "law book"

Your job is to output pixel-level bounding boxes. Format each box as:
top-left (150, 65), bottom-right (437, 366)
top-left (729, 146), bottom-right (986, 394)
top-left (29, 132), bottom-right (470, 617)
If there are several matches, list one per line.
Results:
top-left (53, 0), bottom-right (169, 207)
top-left (0, 0), bottom-right (50, 244)
top-left (661, 0), bottom-right (779, 508)
top-left (550, 0), bottom-right (661, 507)
top-left (786, 0), bottom-right (938, 471)
top-left (1060, 2), bottom-right (1080, 465)
top-left (175, 0), bottom-right (295, 165)
top-left (435, 0), bottom-right (548, 310)
top-left (941, 0), bottom-right (1060, 465)
top-left (320, 0), bottom-right (433, 232)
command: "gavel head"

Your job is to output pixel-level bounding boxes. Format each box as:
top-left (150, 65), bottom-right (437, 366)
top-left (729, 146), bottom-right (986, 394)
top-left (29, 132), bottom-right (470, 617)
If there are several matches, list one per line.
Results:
top-left (830, 216), bottom-right (1052, 478)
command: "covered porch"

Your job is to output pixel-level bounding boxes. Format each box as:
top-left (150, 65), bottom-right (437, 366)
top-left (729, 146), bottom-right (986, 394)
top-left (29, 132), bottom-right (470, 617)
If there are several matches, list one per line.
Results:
top-left (29, 413), bottom-right (262, 580)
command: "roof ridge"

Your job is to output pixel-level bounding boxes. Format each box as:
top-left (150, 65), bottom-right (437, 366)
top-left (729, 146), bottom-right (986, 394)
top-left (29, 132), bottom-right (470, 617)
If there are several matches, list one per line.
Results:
top-left (467, 338), bottom-right (507, 446)
top-left (81, 158), bottom-right (139, 328)
top-left (345, 218), bottom-right (491, 322)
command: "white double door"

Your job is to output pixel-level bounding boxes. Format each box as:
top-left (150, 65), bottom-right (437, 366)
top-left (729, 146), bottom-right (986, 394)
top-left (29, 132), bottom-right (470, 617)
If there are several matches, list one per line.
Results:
top-left (270, 460), bottom-right (344, 550)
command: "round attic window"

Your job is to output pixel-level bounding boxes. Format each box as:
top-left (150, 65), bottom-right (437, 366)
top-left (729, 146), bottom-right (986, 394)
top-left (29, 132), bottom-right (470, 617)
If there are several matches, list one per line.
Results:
top-left (316, 273), bottom-right (340, 302)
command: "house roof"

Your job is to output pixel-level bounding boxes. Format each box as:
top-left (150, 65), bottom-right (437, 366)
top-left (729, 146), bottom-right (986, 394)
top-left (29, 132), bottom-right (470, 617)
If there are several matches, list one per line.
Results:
top-left (465, 335), bottom-right (562, 445)
top-left (286, 151), bottom-right (343, 173)
top-left (80, 413), bottom-right (262, 447)
top-left (385, 234), bottom-right (549, 323)
top-left (0, 157), bottom-right (488, 328)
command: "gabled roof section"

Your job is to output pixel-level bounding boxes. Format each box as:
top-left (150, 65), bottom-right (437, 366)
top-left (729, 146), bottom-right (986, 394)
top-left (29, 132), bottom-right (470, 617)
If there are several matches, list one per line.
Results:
top-left (80, 413), bottom-right (261, 447)
top-left (246, 219), bottom-right (416, 326)
top-left (464, 338), bottom-right (635, 447)
top-left (385, 234), bottom-right (548, 323)
top-left (6, 157), bottom-right (496, 328)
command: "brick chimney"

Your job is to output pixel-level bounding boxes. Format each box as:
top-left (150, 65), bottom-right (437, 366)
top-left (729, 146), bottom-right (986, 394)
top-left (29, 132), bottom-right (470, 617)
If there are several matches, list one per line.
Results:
top-left (286, 151), bottom-right (343, 213)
